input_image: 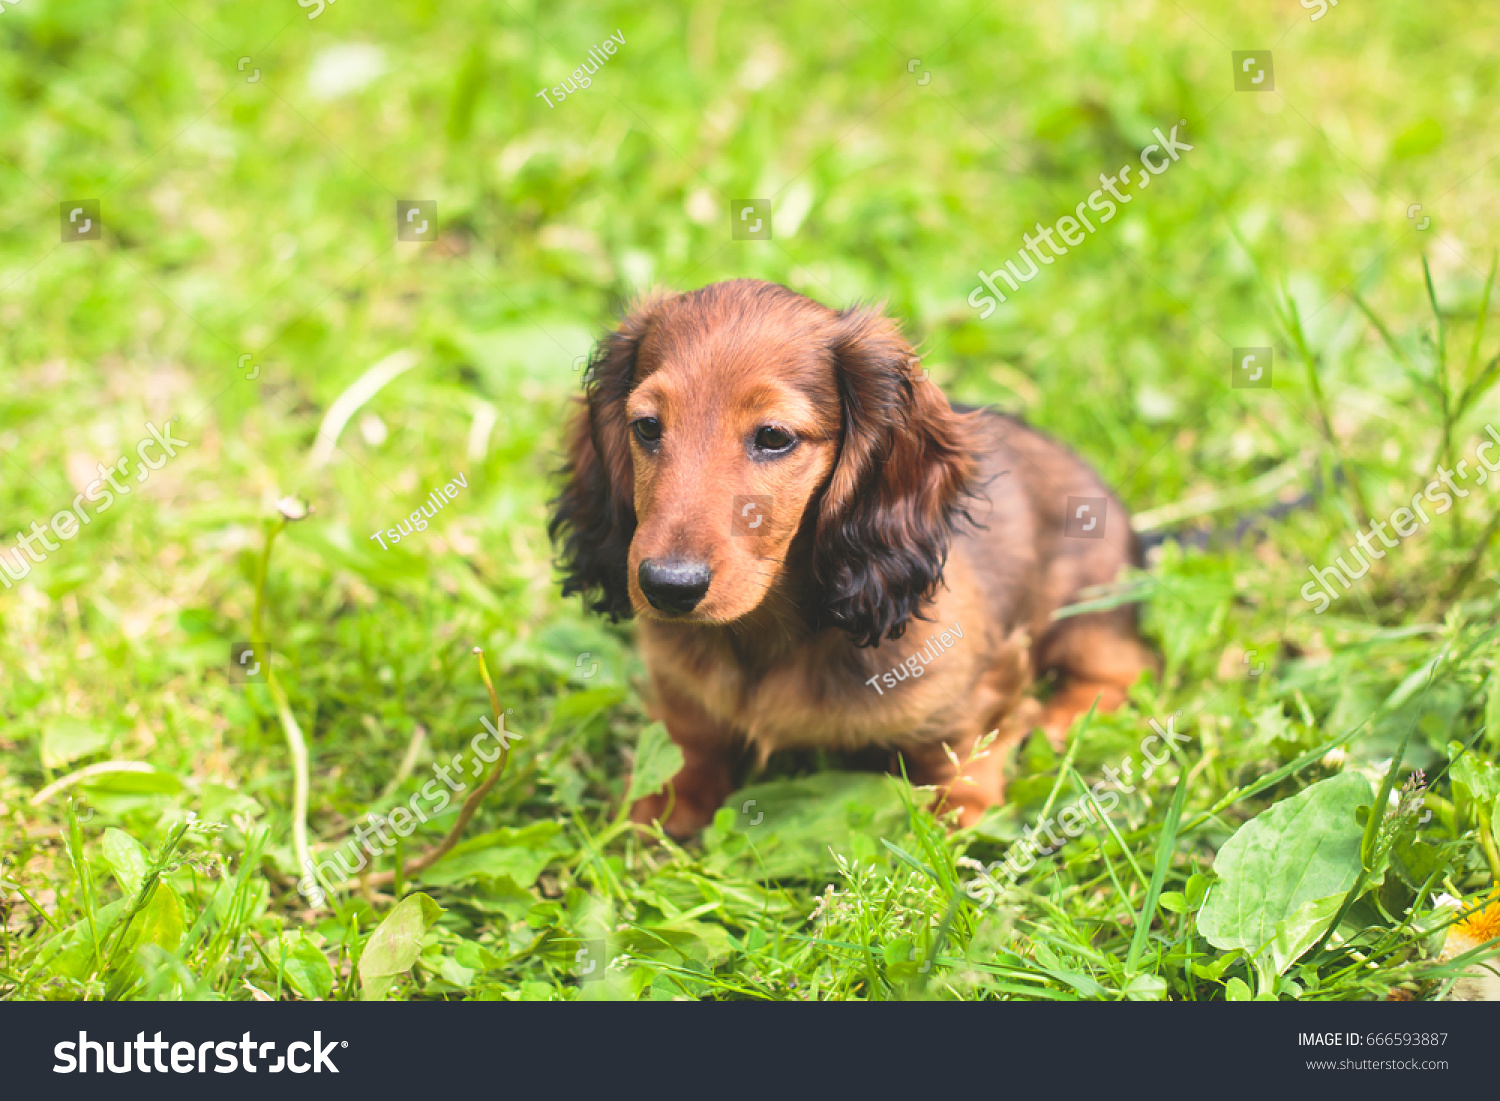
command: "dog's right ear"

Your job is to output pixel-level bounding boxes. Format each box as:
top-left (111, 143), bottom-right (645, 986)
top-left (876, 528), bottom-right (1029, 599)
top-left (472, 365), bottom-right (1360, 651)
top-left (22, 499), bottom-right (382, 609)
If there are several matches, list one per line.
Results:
top-left (548, 293), bottom-right (666, 619)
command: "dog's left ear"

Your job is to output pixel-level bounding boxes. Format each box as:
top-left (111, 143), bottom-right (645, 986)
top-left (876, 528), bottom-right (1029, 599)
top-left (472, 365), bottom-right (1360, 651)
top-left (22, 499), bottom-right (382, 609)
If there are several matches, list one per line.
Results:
top-left (548, 292), bottom-right (668, 620)
top-left (812, 306), bottom-right (977, 647)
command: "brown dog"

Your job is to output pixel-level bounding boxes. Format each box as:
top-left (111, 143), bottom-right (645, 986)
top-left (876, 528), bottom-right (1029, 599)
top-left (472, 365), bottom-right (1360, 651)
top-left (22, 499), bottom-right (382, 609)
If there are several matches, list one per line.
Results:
top-left (550, 280), bottom-right (1154, 835)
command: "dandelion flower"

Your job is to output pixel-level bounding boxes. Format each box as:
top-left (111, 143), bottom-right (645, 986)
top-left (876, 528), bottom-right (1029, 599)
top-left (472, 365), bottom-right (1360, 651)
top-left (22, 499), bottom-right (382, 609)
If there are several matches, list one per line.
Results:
top-left (1440, 888), bottom-right (1500, 1002)
top-left (1450, 890), bottom-right (1500, 947)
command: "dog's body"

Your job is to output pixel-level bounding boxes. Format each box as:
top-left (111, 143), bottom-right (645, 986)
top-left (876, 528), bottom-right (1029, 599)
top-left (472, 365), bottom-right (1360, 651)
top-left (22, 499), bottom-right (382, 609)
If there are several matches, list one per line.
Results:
top-left (551, 280), bottom-right (1153, 834)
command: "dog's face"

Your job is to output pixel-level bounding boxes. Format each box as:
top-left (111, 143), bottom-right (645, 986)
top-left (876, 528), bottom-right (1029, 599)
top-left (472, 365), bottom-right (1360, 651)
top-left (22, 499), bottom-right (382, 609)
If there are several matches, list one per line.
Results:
top-left (621, 291), bottom-right (841, 624)
top-left (550, 280), bottom-right (977, 645)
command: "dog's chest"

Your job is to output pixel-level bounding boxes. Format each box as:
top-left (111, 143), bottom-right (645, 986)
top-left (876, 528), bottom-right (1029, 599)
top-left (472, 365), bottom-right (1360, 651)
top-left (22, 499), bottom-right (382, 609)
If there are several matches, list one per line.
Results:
top-left (651, 628), bottom-right (978, 754)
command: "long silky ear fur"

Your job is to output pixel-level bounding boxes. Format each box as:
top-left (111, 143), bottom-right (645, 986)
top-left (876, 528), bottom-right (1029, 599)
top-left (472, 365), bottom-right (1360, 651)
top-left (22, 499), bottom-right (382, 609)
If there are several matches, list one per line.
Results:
top-left (548, 295), bottom-right (665, 619)
top-left (812, 306), bottom-right (979, 647)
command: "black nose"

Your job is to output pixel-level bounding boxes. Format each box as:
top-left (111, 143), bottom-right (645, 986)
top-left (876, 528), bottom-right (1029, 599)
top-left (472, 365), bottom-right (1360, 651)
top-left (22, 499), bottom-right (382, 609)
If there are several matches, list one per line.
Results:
top-left (638, 558), bottom-right (712, 616)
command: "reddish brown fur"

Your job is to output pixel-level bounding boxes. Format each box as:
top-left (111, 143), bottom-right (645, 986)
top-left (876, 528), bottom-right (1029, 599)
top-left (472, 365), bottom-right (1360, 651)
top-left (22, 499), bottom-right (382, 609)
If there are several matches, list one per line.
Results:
top-left (550, 280), bottom-right (1155, 834)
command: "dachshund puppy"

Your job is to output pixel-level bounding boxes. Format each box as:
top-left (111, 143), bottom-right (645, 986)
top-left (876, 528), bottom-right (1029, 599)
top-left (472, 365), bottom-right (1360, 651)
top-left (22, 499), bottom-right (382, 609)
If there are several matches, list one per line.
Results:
top-left (550, 280), bottom-right (1154, 835)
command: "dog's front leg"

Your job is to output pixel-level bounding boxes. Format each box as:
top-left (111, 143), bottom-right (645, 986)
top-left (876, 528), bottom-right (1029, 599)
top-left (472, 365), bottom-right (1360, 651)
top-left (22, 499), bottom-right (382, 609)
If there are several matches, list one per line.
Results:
top-left (629, 678), bottom-right (738, 838)
top-left (901, 699), bottom-right (1041, 828)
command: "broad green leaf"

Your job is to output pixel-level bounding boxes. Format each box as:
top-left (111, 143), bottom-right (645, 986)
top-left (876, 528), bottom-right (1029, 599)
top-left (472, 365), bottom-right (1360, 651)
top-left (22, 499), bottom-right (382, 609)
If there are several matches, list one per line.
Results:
top-left (1191, 949), bottom-right (1241, 982)
top-left (420, 821), bottom-right (569, 887)
top-left (646, 919), bottom-right (737, 967)
top-left (435, 954), bottom-right (478, 989)
top-left (1391, 833), bottom-right (1444, 890)
top-left (549, 685), bottom-right (627, 724)
top-left (101, 829), bottom-right (151, 898)
top-left (97, 828), bottom-right (184, 974)
top-left (1450, 743), bottom-right (1500, 800)
top-left (34, 899), bottom-right (129, 980)
top-left (1260, 892), bottom-right (1346, 984)
top-left (1391, 117), bottom-right (1443, 160)
top-left (1449, 741), bottom-right (1500, 829)
top-left (1225, 976), bottom-right (1252, 1001)
top-left (362, 973), bottom-right (398, 1002)
top-left (199, 782), bottom-right (264, 823)
top-left (624, 722), bottom-right (684, 806)
top-left (881, 939), bottom-right (918, 983)
top-left (1184, 873), bottom-right (1210, 909)
top-left (1123, 972), bottom-right (1167, 1001)
top-left (455, 939), bottom-right (503, 973)
top-left (701, 772), bottom-right (911, 878)
top-left (125, 883), bottom-right (184, 956)
top-left (359, 892), bottom-right (445, 1000)
top-left (278, 933), bottom-right (335, 1000)
top-left (41, 719), bottom-right (111, 768)
top-left (1198, 772), bottom-right (1371, 956)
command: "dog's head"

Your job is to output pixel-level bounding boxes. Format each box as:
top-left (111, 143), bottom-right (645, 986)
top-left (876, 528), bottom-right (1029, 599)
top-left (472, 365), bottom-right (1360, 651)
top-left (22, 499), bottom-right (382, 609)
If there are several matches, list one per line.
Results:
top-left (549, 280), bottom-right (977, 646)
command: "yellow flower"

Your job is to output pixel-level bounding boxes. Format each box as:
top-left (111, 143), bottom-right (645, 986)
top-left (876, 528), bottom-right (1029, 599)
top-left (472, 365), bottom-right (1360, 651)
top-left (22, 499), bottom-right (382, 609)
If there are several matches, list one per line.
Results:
top-left (1452, 889), bottom-right (1500, 948)
top-left (1440, 888), bottom-right (1500, 1002)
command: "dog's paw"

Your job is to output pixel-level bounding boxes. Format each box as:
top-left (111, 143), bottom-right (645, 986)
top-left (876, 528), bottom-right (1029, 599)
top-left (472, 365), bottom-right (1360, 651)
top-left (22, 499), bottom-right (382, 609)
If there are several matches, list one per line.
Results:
top-left (629, 790), bottom-right (718, 839)
top-left (931, 790), bottom-right (992, 830)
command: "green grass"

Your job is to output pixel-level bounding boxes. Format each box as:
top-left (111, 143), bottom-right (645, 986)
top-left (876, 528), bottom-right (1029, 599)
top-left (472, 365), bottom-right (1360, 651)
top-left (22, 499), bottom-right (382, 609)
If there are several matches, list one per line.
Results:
top-left (3, 0), bottom-right (1500, 1001)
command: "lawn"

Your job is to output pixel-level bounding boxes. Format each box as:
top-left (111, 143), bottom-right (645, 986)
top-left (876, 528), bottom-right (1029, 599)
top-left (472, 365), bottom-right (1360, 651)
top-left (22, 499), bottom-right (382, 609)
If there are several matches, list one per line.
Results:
top-left (2, 0), bottom-right (1499, 1001)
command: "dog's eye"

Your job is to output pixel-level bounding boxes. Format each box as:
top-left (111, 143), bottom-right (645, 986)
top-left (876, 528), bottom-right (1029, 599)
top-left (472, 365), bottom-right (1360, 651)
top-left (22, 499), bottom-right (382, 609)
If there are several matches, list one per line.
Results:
top-left (753, 426), bottom-right (795, 453)
top-left (632, 418), bottom-right (662, 446)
